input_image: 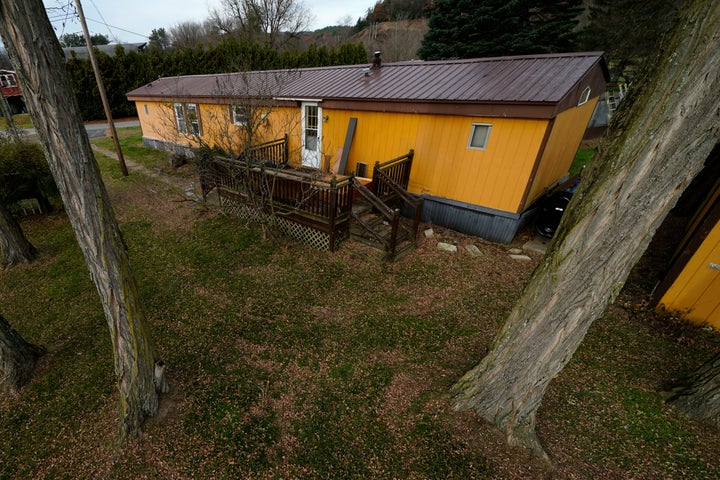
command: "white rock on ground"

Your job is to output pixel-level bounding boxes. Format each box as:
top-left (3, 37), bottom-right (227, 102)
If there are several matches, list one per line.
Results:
top-left (437, 242), bottom-right (458, 253)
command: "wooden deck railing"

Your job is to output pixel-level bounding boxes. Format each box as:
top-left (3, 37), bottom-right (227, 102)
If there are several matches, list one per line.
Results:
top-left (240, 134), bottom-right (289, 167)
top-left (372, 149), bottom-right (414, 197)
top-left (371, 149), bottom-right (422, 246)
top-left (351, 177), bottom-right (402, 260)
top-left (210, 154), bottom-right (353, 250)
top-left (204, 143), bottom-right (420, 256)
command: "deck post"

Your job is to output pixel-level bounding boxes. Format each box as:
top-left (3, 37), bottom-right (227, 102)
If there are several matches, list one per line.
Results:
top-left (329, 176), bottom-right (338, 251)
top-left (404, 150), bottom-right (414, 189)
top-left (283, 134), bottom-right (289, 165)
top-left (388, 208), bottom-right (401, 261)
top-left (411, 197), bottom-right (423, 246)
top-left (372, 161), bottom-right (381, 196)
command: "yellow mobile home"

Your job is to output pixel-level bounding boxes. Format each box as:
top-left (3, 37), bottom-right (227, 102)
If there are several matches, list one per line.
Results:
top-left (127, 52), bottom-right (608, 243)
top-left (653, 154), bottom-right (720, 329)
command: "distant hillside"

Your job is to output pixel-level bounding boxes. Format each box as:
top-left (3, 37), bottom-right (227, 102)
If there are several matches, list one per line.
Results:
top-left (298, 18), bottom-right (429, 63)
top-left (350, 19), bottom-right (428, 62)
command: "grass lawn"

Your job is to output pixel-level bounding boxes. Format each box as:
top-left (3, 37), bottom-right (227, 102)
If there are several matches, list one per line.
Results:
top-left (570, 147), bottom-right (596, 176)
top-left (0, 114), bottom-right (33, 130)
top-left (1, 136), bottom-right (719, 479)
top-left (92, 126), bottom-right (171, 171)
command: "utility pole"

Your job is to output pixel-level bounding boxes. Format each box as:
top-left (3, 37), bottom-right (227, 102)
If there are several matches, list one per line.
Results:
top-left (74, 0), bottom-right (128, 176)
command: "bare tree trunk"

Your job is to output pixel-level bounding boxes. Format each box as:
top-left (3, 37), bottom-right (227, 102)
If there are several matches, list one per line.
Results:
top-left (0, 93), bottom-right (20, 142)
top-left (0, 0), bottom-right (163, 440)
top-left (452, 0), bottom-right (720, 462)
top-left (664, 352), bottom-right (720, 427)
top-left (0, 202), bottom-right (36, 268)
top-left (0, 314), bottom-right (44, 394)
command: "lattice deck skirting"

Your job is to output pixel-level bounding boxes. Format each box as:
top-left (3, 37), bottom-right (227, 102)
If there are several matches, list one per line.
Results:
top-left (220, 196), bottom-right (345, 252)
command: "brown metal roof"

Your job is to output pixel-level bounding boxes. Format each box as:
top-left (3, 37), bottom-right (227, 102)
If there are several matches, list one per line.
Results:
top-left (127, 52), bottom-right (608, 111)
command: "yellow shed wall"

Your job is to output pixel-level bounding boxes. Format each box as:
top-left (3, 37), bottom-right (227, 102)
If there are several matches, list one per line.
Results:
top-left (659, 221), bottom-right (720, 329)
top-left (322, 109), bottom-right (549, 213)
top-left (136, 99), bottom-right (596, 215)
top-left (135, 101), bottom-right (301, 157)
top-left (136, 101), bottom-right (196, 146)
top-left (525, 98), bottom-right (599, 207)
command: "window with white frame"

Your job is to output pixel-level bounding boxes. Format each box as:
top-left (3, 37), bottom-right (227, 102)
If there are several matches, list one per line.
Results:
top-left (468, 123), bottom-right (491, 150)
top-left (231, 104), bottom-right (249, 127)
top-left (174, 102), bottom-right (200, 136)
top-left (578, 86), bottom-right (591, 106)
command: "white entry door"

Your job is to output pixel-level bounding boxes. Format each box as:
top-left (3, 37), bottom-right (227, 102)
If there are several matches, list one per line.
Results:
top-left (301, 102), bottom-right (322, 168)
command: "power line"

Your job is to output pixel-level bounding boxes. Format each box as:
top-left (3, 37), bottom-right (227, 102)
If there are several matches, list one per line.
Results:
top-left (84, 17), bottom-right (149, 40)
top-left (46, 1), bottom-right (149, 41)
top-left (87, 0), bottom-right (120, 42)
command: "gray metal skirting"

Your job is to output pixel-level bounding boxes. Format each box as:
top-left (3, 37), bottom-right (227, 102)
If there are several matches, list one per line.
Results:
top-left (142, 137), bottom-right (195, 158)
top-left (417, 195), bottom-right (535, 244)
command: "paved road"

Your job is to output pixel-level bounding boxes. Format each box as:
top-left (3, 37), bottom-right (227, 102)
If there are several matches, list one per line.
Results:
top-left (84, 119), bottom-right (140, 138)
top-left (13, 118), bottom-right (140, 138)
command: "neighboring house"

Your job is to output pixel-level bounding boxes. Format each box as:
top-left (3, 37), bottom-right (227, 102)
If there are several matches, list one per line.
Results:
top-left (0, 69), bottom-right (25, 114)
top-left (653, 154), bottom-right (720, 329)
top-left (127, 52), bottom-right (608, 243)
top-left (62, 42), bottom-right (147, 59)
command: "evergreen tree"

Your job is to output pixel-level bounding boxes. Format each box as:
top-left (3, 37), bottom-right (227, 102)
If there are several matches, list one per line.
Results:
top-left (578, 0), bottom-right (682, 81)
top-left (58, 32), bottom-right (109, 47)
top-left (418, 0), bottom-right (583, 60)
top-left (89, 33), bottom-right (110, 45)
top-left (65, 51), bottom-right (101, 120)
top-left (62, 37), bottom-right (369, 121)
top-left (59, 32), bottom-right (84, 47)
top-left (149, 28), bottom-right (170, 51)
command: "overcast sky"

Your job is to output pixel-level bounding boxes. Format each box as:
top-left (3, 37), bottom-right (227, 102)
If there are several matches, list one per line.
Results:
top-left (43, 0), bottom-right (373, 43)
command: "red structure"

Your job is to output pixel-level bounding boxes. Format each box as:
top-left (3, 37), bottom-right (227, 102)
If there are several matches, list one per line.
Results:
top-left (0, 69), bottom-right (25, 114)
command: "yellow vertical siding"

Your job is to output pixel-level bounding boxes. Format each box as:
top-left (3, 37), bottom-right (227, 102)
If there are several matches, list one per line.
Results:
top-left (322, 109), bottom-right (548, 213)
top-left (137, 98), bottom-right (594, 215)
top-left (136, 101), bottom-right (190, 145)
top-left (525, 98), bottom-right (599, 208)
top-left (660, 220), bottom-right (720, 329)
top-left (135, 101), bottom-right (301, 158)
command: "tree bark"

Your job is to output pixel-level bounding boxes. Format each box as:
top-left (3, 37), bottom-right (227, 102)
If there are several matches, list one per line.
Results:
top-left (452, 0), bottom-right (720, 462)
top-left (665, 352), bottom-right (720, 427)
top-left (0, 0), bottom-right (163, 440)
top-left (0, 93), bottom-right (20, 142)
top-left (0, 202), bottom-right (36, 268)
top-left (0, 314), bottom-right (44, 394)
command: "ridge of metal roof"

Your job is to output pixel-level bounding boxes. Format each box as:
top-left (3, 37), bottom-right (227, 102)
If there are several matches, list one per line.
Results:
top-left (127, 52), bottom-right (607, 106)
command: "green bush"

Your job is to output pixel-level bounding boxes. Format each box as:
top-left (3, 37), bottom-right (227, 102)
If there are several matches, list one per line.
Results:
top-left (0, 140), bottom-right (58, 214)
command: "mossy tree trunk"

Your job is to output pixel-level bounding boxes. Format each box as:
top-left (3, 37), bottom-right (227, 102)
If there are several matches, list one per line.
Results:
top-left (0, 0), bottom-right (163, 440)
top-left (0, 203), bottom-right (36, 268)
top-left (452, 0), bottom-right (720, 462)
top-left (0, 314), bottom-right (44, 394)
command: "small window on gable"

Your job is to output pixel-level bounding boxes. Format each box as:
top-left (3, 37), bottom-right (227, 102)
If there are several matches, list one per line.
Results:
top-left (578, 86), bottom-right (591, 106)
top-left (468, 123), bottom-right (491, 150)
top-left (144, 104), bottom-right (149, 115)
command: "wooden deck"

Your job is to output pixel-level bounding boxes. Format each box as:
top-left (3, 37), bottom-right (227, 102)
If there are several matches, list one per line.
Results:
top-left (201, 136), bottom-right (421, 259)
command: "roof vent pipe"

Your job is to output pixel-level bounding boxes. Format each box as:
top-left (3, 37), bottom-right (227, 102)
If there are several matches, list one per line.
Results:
top-left (372, 51), bottom-right (381, 69)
